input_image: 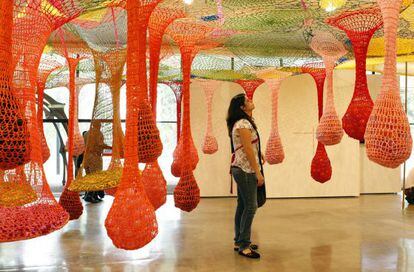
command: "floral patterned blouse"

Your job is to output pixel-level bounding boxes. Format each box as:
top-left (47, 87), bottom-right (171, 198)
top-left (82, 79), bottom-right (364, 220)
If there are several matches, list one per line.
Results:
top-left (231, 119), bottom-right (259, 173)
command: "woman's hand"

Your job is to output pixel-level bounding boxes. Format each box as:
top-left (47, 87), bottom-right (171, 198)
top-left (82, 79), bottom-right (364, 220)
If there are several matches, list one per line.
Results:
top-left (256, 171), bottom-right (264, 187)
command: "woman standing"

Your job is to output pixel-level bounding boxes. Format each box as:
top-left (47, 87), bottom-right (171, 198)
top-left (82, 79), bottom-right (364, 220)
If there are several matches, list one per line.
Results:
top-left (227, 93), bottom-right (265, 259)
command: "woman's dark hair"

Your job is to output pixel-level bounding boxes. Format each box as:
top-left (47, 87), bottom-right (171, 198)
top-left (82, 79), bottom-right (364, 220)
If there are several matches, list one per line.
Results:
top-left (226, 93), bottom-right (257, 137)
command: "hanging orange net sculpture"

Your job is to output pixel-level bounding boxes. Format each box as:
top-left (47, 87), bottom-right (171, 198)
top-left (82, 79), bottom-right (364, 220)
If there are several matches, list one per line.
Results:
top-left (310, 31), bottom-right (346, 146)
top-left (37, 58), bottom-right (62, 163)
top-left (196, 79), bottom-right (221, 155)
top-left (235, 79), bottom-right (264, 100)
top-left (167, 19), bottom-right (212, 211)
top-left (255, 69), bottom-right (291, 165)
top-left (326, 8), bottom-right (383, 141)
top-left (165, 80), bottom-right (183, 142)
top-left (0, 0), bottom-right (86, 242)
top-left (365, 0), bottom-right (413, 168)
top-left (105, 0), bottom-right (160, 250)
top-left (302, 62), bottom-right (332, 183)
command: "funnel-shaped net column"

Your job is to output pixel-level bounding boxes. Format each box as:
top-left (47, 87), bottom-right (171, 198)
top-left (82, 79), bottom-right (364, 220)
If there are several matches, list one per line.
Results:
top-left (105, 0), bottom-right (160, 250)
top-left (37, 59), bottom-right (62, 163)
top-left (58, 57), bottom-right (84, 220)
top-left (196, 79), bottom-right (221, 154)
top-left (327, 8), bottom-right (383, 141)
top-left (310, 31), bottom-right (347, 146)
top-left (167, 19), bottom-right (212, 212)
top-left (165, 80), bottom-right (183, 142)
top-left (302, 62), bottom-right (332, 183)
top-left (235, 79), bottom-right (264, 100)
top-left (149, 6), bottom-right (185, 115)
top-left (256, 69), bottom-right (291, 165)
top-left (0, 0), bottom-right (84, 242)
top-left (364, 0), bottom-right (412, 168)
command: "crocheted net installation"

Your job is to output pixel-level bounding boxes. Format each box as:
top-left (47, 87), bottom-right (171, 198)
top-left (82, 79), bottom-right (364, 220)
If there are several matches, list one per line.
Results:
top-left (0, 2), bottom-right (31, 171)
top-left (311, 31), bottom-right (346, 146)
top-left (168, 19), bottom-right (212, 211)
top-left (105, 0), bottom-right (159, 250)
top-left (235, 79), bottom-right (264, 100)
top-left (365, 0), bottom-right (412, 168)
top-left (164, 80), bottom-right (183, 141)
top-left (37, 58), bottom-right (62, 163)
top-left (141, 161), bottom-right (167, 210)
top-left (326, 8), bottom-right (383, 141)
top-left (302, 62), bottom-right (332, 183)
top-left (255, 69), bottom-right (291, 165)
top-left (196, 79), bottom-right (221, 155)
top-left (0, 0), bottom-right (89, 242)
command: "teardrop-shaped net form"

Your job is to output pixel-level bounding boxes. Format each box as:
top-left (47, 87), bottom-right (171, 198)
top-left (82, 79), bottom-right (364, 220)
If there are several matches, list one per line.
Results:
top-left (173, 168), bottom-right (200, 212)
top-left (302, 62), bottom-right (333, 183)
top-left (364, 0), bottom-right (412, 168)
top-left (310, 31), bottom-right (347, 146)
top-left (142, 161), bottom-right (167, 210)
top-left (311, 142), bottom-right (332, 183)
top-left (255, 68), bottom-right (291, 165)
top-left (326, 8), bottom-right (383, 141)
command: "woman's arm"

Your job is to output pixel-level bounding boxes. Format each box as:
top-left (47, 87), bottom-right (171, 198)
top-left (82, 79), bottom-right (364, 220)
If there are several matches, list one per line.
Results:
top-left (238, 128), bottom-right (264, 186)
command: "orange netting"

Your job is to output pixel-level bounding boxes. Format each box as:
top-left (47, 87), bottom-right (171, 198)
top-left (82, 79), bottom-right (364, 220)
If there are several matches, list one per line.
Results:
top-left (168, 19), bottom-right (212, 211)
top-left (326, 8), bottom-right (383, 141)
top-left (302, 62), bottom-right (332, 183)
top-left (255, 69), bottom-right (291, 165)
top-left (365, 0), bottom-right (412, 168)
top-left (196, 79), bottom-right (221, 155)
top-left (0, 0), bottom-right (85, 242)
top-left (235, 79), bottom-right (264, 100)
top-left (141, 161), bottom-right (167, 210)
top-left (105, 0), bottom-right (159, 250)
top-left (310, 31), bottom-right (346, 146)
top-left (37, 58), bottom-right (62, 163)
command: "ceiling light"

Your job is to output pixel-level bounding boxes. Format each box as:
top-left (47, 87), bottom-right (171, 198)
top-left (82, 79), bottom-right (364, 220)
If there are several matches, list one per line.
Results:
top-left (183, 0), bottom-right (193, 4)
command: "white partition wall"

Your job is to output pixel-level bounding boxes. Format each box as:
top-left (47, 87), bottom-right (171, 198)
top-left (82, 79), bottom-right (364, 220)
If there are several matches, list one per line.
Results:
top-left (190, 70), bottom-right (400, 198)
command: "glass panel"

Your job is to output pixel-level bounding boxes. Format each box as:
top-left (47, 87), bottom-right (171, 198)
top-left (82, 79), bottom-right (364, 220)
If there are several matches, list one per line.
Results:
top-left (157, 84), bottom-right (177, 122)
top-left (157, 123), bottom-right (179, 186)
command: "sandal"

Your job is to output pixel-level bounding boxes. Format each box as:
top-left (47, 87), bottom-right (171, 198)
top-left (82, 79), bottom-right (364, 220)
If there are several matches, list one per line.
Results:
top-left (238, 248), bottom-right (260, 259)
top-left (234, 244), bottom-right (258, 251)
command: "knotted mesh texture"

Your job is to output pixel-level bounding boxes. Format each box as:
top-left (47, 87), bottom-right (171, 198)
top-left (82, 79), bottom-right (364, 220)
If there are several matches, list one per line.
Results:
top-left (310, 31), bottom-right (346, 146)
top-left (256, 69), bottom-right (291, 165)
top-left (196, 79), bottom-right (221, 155)
top-left (235, 79), bottom-right (264, 100)
top-left (105, 0), bottom-right (160, 250)
top-left (365, 0), bottom-right (412, 168)
top-left (141, 161), bottom-right (167, 210)
top-left (168, 19), bottom-right (212, 211)
top-left (326, 8), bottom-right (383, 141)
top-left (0, 0), bottom-right (87, 242)
top-left (302, 62), bottom-right (332, 183)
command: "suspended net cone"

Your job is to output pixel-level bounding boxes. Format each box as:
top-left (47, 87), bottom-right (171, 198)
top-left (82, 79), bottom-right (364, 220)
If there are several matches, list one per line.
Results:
top-left (0, 4), bottom-right (31, 170)
top-left (196, 79), bottom-right (221, 155)
top-left (165, 80), bottom-right (183, 141)
top-left (311, 143), bottom-right (332, 183)
top-left (310, 31), bottom-right (347, 146)
top-left (235, 79), bottom-right (264, 100)
top-left (58, 57), bottom-right (84, 221)
top-left (255, 68), bottom-right (291, 165)
top-left (302, 62), bottom-right (333, 183)
top-left (142, 161), bottom-right (167, 210)
top-left (65, 85), bottom-right (86, 157)
top-left (326, 8), bottom-right (383, 141)
top-left (364, 0), bottom-right (413, 168)
top-left (149, 5), bottom-right (185, 115)
top-left (37, 59), bottom-right (62, 163)
top-left (167, 19), bottom-right (213, 178)
top-left (105, 0), bottom-right (161, 250)
top-left (173, 167), bottom-right (200, 212)
top-left (0, 0), bottom-right (85, 241)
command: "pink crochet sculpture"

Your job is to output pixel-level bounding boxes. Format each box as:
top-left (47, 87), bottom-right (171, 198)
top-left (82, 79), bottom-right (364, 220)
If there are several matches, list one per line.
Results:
top-left (364, 0), bottom-right (412, 168)
top-left (326, 8), bottom-right (383, 141)
top-left (255, 68), bottom-right (291, 165)
top-left (310, 31), bottom-right (347, 146)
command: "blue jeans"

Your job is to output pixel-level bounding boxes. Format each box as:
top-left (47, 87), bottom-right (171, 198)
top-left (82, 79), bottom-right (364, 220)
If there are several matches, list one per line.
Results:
top-left (231, 166), bottom-right (258, 252)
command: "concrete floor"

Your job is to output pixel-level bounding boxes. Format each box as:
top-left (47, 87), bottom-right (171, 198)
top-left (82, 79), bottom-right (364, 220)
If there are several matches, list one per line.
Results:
top-left (1, 194), bottom-right (414, 271)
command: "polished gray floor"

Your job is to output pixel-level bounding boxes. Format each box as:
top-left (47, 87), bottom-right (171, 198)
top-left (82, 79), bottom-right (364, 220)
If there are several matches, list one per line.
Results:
top-left (1, 194), bottom-right (414, 271)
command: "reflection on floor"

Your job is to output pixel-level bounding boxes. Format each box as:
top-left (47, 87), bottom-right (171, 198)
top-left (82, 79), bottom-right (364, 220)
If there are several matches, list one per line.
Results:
top-left (1, 195), bottom-right (414, 271)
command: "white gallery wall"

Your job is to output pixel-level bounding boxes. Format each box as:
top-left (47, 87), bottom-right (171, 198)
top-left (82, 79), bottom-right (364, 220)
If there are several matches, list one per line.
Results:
top-left (190, 69), bottom-right (401, 198)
